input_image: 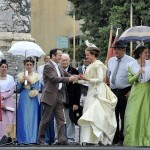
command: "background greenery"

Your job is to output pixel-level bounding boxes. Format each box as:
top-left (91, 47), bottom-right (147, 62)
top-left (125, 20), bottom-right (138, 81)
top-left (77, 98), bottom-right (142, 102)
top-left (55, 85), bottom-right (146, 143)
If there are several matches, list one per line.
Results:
top-left (66, 0), bottom-right (150, 62)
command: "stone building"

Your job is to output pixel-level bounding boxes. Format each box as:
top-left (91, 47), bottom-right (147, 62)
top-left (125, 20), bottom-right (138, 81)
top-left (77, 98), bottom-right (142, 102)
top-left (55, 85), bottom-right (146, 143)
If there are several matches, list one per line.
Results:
top-left (0, 0), bottom-right (34, 77)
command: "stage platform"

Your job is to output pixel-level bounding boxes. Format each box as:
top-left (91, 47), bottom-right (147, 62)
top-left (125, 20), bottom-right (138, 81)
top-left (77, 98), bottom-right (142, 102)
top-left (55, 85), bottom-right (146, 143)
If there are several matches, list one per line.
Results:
top-left (0, 145), bottom-right (150, 150)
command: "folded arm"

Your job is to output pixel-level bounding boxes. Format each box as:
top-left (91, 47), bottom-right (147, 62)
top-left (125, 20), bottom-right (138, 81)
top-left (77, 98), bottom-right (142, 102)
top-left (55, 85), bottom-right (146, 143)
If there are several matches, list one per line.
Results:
top-left (1, 88), bottom-right (15, 100)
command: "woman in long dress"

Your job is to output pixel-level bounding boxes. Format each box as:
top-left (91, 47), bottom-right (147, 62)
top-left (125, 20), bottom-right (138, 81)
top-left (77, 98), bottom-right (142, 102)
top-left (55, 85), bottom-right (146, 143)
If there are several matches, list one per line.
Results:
top-left (124, 46), bottom-right (150, 146)
top-left (78, 47), bottom-right (117, 145)
top-left (0, 59), bottom-right (15, 140)
top-left (17, 57), bottom-right (39, 144)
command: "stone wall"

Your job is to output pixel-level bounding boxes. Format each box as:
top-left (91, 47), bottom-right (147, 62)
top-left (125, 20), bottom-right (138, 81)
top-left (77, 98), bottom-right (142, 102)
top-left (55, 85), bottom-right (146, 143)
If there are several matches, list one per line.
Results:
top-left (0, 0), bottom-right (37, 79)
top-left (0, 32), bottom-right (35, 78)
top-left (0, 0), bottom-right (31, 33)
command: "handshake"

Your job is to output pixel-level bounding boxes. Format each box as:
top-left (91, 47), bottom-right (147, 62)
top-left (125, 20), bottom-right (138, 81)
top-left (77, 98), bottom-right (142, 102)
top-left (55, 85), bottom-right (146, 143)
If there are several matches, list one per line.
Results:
top-left (69, 74), bottom-right (88, 82)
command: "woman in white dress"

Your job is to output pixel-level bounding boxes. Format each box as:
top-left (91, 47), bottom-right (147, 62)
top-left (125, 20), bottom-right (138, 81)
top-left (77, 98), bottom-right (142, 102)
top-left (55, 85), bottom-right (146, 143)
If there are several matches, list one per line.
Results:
top-left (78, 47), bottom-right (117, 145)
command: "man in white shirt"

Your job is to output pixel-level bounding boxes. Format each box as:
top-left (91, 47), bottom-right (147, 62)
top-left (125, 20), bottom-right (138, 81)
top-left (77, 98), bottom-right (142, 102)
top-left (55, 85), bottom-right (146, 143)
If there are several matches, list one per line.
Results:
top-left (107, 40), bottom-right (134, 146)
top-left (38, 48), bottom-right (78, 145)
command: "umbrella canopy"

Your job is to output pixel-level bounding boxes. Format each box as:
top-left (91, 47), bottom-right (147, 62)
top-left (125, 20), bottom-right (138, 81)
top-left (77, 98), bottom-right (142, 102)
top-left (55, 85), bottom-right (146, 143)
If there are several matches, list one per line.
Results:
top-left (8, 41), bottom-right (46, 57)
top-left (119, 26), bottom-right (150, 42)
top-left (0, 51), bottom-right (4, 61)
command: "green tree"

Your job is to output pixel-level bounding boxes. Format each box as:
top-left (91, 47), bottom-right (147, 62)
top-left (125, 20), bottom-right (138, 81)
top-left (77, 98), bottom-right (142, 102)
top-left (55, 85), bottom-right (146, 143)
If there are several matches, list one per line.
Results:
top-left (68, 0), bottom-right (150, 62)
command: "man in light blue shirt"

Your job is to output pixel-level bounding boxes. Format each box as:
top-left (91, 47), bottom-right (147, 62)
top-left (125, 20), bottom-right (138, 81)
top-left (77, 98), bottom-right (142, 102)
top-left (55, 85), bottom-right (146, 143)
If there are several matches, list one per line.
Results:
top-left (107, 40), bottom-right (134, 146)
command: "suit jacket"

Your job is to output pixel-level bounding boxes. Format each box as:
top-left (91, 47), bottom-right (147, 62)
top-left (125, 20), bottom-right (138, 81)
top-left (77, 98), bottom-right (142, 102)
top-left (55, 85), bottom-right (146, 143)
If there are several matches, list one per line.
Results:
top-left (41, 61), bottom-right (71, 106)
top-left (64, 66), bottom-right (81, 108)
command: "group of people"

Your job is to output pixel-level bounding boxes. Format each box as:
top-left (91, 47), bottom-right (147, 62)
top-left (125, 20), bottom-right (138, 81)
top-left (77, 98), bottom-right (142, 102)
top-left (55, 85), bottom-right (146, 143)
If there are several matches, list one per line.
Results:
top-left (0, 40), bottom-right (150, 147)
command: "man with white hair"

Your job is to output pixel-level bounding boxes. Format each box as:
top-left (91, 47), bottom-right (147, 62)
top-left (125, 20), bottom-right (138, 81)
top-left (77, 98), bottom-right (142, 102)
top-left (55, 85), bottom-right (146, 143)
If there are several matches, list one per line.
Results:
top-left (59, 53), bottom-right (81, 144)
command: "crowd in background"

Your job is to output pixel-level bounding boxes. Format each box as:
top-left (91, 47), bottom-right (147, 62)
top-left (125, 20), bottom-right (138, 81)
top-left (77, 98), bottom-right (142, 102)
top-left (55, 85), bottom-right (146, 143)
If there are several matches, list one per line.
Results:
top-left (0, 40), bottom-right (150, 146)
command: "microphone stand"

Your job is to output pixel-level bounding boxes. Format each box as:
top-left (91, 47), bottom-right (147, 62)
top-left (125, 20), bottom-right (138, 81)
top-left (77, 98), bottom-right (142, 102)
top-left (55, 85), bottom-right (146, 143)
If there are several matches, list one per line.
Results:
top-left (14, 67), bottom-right (18, 145)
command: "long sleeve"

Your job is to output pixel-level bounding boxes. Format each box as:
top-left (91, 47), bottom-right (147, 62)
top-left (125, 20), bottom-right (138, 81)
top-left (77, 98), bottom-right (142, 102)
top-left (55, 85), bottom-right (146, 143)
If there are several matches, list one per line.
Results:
top-left (17, 82), bottom-right (24, 93)
top-left (1, 88), bottom-right (14, 100)
top-left (44, 64), bottom-right (70, 83)
top-left (88, 66), bottom-right (104, 85)
top-left (128, 67), bottom-right (139, 84)
top-left (30, 81), bottom-right (39, 91)
top-left (29, 81), bottom-right (39, 97)
top-left (78, 65), bottom-right (104, 85)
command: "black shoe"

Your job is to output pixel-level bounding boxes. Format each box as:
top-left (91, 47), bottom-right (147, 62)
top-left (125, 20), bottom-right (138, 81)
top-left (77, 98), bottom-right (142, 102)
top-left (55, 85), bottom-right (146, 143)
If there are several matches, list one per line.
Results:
top-left (85, 143), bottom-right (97, 146)
top-left (0, 135), bottom-right (12, 145)
top-left (113, 140), bottom-right (119, 145)
top-left (114, 141), bottom-right (123, 146)
top-left (69, 141), bottom-right (79, 145)
top-left (52, 141), bottom-right (70, 145)
top-left (99, 141), bottom-right (105, 146)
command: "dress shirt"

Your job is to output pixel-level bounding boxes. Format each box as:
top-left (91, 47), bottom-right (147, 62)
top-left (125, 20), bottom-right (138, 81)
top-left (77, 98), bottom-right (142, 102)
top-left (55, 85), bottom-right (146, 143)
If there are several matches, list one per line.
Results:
top-left (51, 60), bottom-right (62, 90)
top-left (82, 65), bottom-right (87, 74)
top-left (107, 54), bottom-right (134, 89)
top-left (37, 64), bottom-right (44, 85)
top-left (65, 66), bottom-right (69, 72)
top-left (82, 65), bottom-right (88, 87)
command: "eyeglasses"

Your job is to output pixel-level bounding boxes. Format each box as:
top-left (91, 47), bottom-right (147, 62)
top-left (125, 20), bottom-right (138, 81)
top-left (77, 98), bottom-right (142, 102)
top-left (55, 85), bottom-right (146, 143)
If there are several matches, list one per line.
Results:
top-left (26, 64), bottom-right (33, 66)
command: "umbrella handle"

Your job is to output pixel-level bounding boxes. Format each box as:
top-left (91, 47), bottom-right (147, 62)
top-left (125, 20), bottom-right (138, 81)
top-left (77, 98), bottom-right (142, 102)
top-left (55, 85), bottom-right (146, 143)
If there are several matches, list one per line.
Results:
top-left (24, 70), bottom-right (28, 85)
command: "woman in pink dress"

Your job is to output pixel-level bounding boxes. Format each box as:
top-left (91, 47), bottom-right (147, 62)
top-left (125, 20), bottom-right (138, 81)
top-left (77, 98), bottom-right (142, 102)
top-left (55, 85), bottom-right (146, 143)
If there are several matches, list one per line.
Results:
top-left (0, 59), bottom-right (15, 140)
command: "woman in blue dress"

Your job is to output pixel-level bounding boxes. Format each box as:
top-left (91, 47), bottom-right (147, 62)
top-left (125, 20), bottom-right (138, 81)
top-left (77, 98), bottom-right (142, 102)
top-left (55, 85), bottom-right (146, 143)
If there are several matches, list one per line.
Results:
top-left (17, 57), bottom-right (39, 144)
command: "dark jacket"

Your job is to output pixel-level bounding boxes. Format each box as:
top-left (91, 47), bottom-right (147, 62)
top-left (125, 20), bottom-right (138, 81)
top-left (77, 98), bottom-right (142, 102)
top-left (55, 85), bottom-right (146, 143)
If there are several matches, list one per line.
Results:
top-left (77, 65), bottom-right (88, 96)
top-left (63, 66), bottom-right (81, 108)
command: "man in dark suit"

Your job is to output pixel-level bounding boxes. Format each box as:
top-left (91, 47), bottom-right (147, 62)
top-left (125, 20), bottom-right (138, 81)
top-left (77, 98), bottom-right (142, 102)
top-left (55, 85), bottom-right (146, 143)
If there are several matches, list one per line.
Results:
top-left (38, 48), bottom-right (78, 145)
top-left (59, 53), bottom-right (81, 143)
top-left (77, 56), bottom-right (90, 107)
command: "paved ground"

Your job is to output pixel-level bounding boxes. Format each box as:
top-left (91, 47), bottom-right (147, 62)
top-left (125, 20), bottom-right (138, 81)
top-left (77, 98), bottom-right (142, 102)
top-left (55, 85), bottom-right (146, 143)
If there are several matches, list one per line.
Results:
top-left (1, 126), bottom-right (150, 150)
top-left (0, 145), bottom-right (150, 150)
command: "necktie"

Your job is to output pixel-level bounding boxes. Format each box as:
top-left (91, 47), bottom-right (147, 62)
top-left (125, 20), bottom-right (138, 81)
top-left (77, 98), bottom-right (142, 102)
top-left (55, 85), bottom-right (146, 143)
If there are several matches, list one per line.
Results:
top-left (84, 66), bottom-right (87, 74)
top-left (111, 58), bottom-right (121, 84)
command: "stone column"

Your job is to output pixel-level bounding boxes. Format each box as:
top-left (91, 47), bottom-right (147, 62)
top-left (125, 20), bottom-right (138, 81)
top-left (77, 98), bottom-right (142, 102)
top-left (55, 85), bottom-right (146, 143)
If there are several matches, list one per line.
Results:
top-left (0, 0), bottom-right (35, 76)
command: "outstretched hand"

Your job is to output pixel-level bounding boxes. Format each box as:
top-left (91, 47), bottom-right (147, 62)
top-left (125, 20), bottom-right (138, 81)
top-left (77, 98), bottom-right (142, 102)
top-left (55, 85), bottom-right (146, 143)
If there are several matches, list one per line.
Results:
top-left (69, 75), bottom-right (79, 82)
top-left (79, 74), bottom-right (89, 81)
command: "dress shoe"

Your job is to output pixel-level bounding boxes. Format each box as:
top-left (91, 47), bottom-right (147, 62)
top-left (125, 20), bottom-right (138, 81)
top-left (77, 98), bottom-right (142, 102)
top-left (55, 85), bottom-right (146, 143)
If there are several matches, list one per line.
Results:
top-left (114, 141), bottom-right (123, 146)
top-left (85, 143), bottom-right (98, 146)
top-left (38, 141), bottom-right (49, 146)
top-left (52, 141), bottom-right (70, 145)
top-left (69, 141), bottom-right (79, 145)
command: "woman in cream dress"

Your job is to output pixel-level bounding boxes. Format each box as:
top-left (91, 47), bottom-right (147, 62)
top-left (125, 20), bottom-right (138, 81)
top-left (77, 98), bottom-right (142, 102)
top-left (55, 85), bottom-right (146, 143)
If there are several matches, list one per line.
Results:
top-left (78, 47), bottom-right (117, 145)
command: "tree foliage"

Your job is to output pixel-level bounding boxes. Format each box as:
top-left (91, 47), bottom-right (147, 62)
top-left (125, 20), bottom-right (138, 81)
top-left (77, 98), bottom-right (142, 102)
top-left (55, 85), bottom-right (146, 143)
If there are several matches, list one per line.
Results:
top-left (68, 0), bottom-right (150, 62)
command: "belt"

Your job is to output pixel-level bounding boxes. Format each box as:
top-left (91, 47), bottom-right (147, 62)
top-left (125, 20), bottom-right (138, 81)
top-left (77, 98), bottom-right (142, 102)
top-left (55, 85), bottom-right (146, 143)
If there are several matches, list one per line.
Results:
top-left (112, 86), bottom-right (131, 92)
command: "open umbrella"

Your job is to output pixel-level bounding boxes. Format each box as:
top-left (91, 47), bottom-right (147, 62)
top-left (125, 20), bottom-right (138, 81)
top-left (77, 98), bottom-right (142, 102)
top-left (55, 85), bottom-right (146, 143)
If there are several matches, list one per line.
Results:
top-left (119, 26), bottom-right (150, 42)
top-left (8, 41), bottom-right (45, 57)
